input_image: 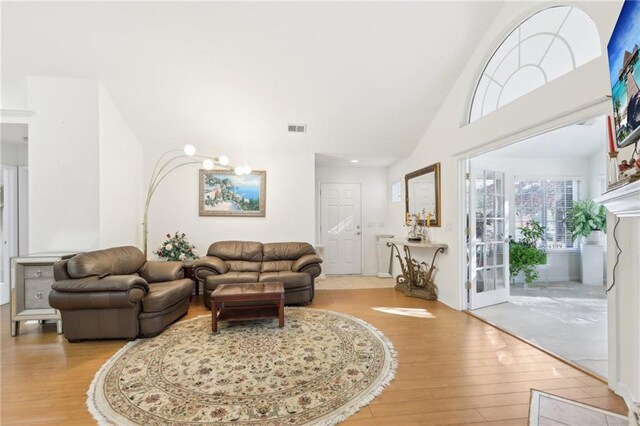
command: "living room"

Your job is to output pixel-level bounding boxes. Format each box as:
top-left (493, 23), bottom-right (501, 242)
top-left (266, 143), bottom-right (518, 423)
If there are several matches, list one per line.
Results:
top-left (2, 1), bottom-right (640, 425)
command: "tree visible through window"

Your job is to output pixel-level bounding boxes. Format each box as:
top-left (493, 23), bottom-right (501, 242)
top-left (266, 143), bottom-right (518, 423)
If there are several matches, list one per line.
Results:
top-left (514, 179), bottom-right (578, 249)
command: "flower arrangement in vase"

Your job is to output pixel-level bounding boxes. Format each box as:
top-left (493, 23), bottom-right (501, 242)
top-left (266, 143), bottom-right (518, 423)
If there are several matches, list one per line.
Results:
top-left (154, 232), bottom-right (198, 261)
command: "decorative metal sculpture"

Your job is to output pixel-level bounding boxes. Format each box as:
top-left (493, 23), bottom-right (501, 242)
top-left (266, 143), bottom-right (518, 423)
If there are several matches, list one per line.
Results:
top-left (386, 242), bottom-right (445, 300)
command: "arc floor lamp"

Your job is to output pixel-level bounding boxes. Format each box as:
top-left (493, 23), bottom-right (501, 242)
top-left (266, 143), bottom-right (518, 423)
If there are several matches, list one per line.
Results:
top-left (142, 144), bottom-right (251, 257)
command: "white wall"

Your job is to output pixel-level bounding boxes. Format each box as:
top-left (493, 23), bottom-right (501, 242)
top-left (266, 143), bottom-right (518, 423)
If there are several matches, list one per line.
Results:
top-left (587, 146), bottom-right (607, 284)
top-left (588, 145), bottom-right (607, 199)
top-left (28, 76), bottom-right (101, 252)
top-left (27, 77), bottom-right (145, 253)
top-left (146, 144), bottom-right (315, 258)
top-left (98, 83), bottom-right (144, 248)
top-left (386, 0), bottom-right (636, 404)
top-left (315, 165), bottom-right (388, 275)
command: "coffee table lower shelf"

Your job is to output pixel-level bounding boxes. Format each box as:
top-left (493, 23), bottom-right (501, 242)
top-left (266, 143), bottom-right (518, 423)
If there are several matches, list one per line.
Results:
top-left (210, 282), bottom-right (285, 333)
top-left (217, 305), bottom-right (281, 321)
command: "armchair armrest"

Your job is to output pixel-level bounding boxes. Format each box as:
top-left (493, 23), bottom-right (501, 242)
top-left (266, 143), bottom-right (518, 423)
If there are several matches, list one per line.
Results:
top-left (52, 275), bottom-right (150, 294)
top-left (139, 261), bottom-right (184, 283)
top-left (192, 256), bottom-right (230, 275)
top-left (53, 259), bottom-right (72, 280)
top-left (292, 254), bottom-right (323, 272)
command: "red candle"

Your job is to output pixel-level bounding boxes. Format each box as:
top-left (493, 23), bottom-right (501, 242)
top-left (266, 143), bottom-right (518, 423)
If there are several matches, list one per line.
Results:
top-left (607, 115), bottom-right (616, 154)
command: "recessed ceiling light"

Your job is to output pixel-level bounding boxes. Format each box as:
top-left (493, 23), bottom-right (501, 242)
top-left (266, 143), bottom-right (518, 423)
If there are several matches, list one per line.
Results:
top-left (351, 159), bottom-right (359, 163)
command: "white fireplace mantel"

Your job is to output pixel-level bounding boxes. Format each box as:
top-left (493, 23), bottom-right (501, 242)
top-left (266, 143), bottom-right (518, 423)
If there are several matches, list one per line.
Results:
top-left (593, 180), bottom-right (640, 217)
top-left (594, 179), bottom-right (640, 409)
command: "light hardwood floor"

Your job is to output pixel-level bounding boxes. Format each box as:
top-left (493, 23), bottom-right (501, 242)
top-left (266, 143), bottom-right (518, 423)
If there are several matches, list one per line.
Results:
top-left (0, 287), bottom-right (627, 425)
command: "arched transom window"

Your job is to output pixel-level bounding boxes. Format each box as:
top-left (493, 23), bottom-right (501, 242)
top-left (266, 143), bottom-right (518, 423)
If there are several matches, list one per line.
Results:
top-left (469, 6), bottom-right (601, 123)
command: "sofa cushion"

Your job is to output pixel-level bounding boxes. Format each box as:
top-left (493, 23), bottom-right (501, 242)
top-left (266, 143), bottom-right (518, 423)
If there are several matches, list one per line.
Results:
top-left (263, 242), bottom-right (316, 261)
top-left (67, 246), bottom-right (146, 279)
top-left (227, 260), bottom-right (262, 273)
top-left (206, 272), bottom-right (260, 290)
top-left (142, 279), bottom-right (192, 313)
top-left (259, 271), bottom-right (311, 289)
top-left (207, 241), bottom-right (263, 261)
top-left (261, 260), bottom-right (294, 273)
top-left (139, 261), bottom-right (184, 283)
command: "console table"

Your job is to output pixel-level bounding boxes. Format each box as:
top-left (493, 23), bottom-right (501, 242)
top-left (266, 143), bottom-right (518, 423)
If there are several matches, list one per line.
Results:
top-left (385, 238), bottom-right (447, 300)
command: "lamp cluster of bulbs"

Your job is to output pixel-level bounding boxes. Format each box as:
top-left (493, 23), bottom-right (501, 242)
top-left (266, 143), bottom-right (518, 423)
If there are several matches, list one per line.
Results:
top-left (183, 144), bottom-right (251, 175)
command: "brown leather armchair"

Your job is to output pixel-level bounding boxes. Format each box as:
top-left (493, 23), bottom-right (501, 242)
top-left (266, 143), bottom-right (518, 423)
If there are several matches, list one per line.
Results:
top-left (193, 241), bottom-right (322, 307)
top-left (49, 246), bottom-right (193, 341)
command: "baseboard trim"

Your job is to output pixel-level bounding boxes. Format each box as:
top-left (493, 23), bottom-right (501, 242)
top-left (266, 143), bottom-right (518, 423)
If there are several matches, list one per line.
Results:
top-left (614, 382), bottom-right (637, 410)
top-left (376, 273), bottom-right (392, 278)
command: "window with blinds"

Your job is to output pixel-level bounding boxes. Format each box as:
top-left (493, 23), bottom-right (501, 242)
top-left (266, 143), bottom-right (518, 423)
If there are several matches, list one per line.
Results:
top-left (514, 179), bottom-right (578, 249)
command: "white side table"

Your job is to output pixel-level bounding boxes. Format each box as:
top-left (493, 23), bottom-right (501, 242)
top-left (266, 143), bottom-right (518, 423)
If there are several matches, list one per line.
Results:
top-left (376, 234), bottom-right (394, 277)
top-left (10, 253), bottom-right (76, 336)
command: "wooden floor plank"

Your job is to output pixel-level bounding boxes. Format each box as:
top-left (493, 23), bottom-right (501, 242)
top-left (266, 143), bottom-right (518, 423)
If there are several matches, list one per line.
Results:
top-left (476, 403), bottom-right (530, 421)
top-left (0, 287), bottom-right (627, 425)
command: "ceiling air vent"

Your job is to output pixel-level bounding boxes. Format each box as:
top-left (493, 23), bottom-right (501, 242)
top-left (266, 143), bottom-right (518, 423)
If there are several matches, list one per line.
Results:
top-left (288, 124), bottom-right (307, 133)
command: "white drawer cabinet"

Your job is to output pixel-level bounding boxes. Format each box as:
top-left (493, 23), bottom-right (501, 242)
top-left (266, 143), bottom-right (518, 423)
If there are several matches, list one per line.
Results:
top-left (10, 253), bottom-right (76, 336)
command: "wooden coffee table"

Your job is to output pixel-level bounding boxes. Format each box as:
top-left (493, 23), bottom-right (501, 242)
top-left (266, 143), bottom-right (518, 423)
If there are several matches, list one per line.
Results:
top-left (211, 282), bottom-right (284, 333)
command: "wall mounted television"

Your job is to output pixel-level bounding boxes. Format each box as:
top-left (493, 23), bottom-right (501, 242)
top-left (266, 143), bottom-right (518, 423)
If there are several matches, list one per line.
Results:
top-left (608, 0), bottom-right (640, 148)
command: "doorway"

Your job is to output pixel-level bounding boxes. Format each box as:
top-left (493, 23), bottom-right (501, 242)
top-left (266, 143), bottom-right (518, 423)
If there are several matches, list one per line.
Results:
top-left (463, 116), bottom-right (608, 378)
top-left (319, 182), bottom-right (362, 275)
top-left (1, 123), bottom-right (29, 305)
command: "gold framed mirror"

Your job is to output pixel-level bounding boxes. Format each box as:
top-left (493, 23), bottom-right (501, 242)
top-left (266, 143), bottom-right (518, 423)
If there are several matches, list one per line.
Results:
top-left (405, 162), bottom-right (441, 227)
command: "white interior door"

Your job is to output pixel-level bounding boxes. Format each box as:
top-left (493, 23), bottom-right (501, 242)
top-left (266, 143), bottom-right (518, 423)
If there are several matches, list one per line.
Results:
top-left (320, 183), bottom-right (362, 275)
top-left (17, 166), bottom-right (28, 256)
top-left (2, 167), bottom-right (18, 305)
top-left (469, 168), bottom-right (509, 309)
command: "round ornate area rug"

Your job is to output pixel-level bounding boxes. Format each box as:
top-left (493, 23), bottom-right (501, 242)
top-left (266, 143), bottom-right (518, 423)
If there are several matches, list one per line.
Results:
top-left (88, 308), bottom-right (396, 425)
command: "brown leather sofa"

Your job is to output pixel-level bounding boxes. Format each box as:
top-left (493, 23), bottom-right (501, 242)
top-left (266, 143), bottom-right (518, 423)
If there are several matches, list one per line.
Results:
top-left (49, 246), bottom-right (193, 341)
top-left (193, 241), bottom-right (322, 307)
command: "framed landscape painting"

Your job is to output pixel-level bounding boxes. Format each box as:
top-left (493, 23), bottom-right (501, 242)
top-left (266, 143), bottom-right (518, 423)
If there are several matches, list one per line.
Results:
top-left (199, 170), bottom-right (266, 217)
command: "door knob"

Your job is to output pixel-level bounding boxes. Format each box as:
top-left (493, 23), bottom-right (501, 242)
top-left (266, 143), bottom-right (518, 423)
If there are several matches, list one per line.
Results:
top-left (356, 232), bottom-right (361, 235)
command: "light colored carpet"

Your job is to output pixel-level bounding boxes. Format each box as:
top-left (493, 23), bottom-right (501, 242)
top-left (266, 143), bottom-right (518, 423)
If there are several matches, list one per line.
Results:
top-left (529, 389), bottom-right (629, 425)
top-left (473, 282), bottom-right (607, 378)
top-left (88, 308), bottom-right (397, 425)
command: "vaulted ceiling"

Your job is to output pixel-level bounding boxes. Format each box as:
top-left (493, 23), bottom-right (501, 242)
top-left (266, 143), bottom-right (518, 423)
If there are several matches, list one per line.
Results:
top-left (2, 1), bottom-right (503, 166)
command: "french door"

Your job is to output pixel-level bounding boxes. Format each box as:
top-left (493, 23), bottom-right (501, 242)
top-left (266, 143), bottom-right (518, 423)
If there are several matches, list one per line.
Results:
top-left (320, 183), bottom-right (362, 275)
top-left (468, 168), bottom-right (509, 309)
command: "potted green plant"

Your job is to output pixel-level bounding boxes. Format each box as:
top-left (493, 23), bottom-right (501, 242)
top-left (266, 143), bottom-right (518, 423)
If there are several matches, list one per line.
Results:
top-left (564, 200), bottom-right (607, 245)
top-left (564, 200), bottom-right (607, 285)
top-left (509, 220), bottom-right (547, 286)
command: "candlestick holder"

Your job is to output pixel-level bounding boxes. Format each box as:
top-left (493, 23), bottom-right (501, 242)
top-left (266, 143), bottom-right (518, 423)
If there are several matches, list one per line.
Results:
top-left (608, 151), bottom-right (619, 188)
top-left (423, 227), bottom-right (431, 243)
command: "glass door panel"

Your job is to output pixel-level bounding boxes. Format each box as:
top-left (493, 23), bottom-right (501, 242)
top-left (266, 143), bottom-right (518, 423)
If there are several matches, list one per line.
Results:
top-left (469, 168), bottom-right (509, 309)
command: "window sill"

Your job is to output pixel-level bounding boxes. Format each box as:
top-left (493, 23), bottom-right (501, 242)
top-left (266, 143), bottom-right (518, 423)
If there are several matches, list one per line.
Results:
top-left (545, 248), bottom-right (580, 255)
